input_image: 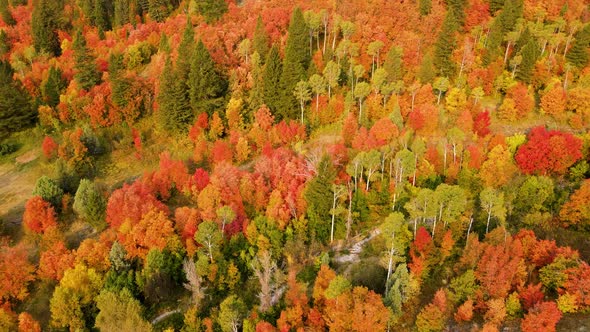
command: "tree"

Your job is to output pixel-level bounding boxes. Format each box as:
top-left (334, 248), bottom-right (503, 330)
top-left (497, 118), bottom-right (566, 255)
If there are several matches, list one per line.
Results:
top-left (419, 0), bottom-right (432, 16)
top-left (324, 286), bottom-right (390, 332)
top-left (41, 66), bottom-right (66, 108)
top-left (194, 221), bottom-right (222, 264)
top-left (293, 80), bottom-right (311, 124)
top-left (0, 61), bottom-right (35, 141)
top-left (305, 155), bottom-right (336, 243)
top-left (32, 175), bottom-right (63, 208)
top-left (73, 179), bottom-right (107, 230)
top-left (262, 45), bottom-right (283, 114)
top-left (566, 25), bottom-right (590, 69)
top-left (148, 0), bottom-right (170, 22)
top-left (515, 126), bottom-right (583, 176)
top-left (480, 187), bottom-right (506, 233)
top-left (479, 145), bottom-right (516, 187)
top-left (381, 212), bottom-right (412, 293)
top-left (189, 40), bottom-right (227, 115)
top-left (38, 241), bottom-right (75, 281)
top-left (433, 77), bottom-right (449, 104)
top-left (516, 39), bottom-right (539, 83)
top-left (18, 312), bottom-right (41, 332)
top-left (279, 7), bottom-right (310, 119)
top-left (73, 30), bottom-right (101, 91)
top-left (158, 57), bottom-right (192, 133)
top-left (218, 295), bottom-right (247, 332)
top-left (251, 250), bottom-right (285, 312)
top-left (183, 257), bottom-right (205, 307)
top-left (95, 289), bottom-right (152, 332)
top-left (354, 82), bottom-right (371, 123)
top-left (118, 209), bottom-right (176, 259)
top-left (415, 290), bottom-right (447, 332)
top-left (195, 0), bottom-right (228, 23)
top-left (308, 74), bottom-right (326, 113)
top-left (560, 180), bottom-right (590, 228)
top-left (23, 196), bottom-right (57, 234)
top-left (0, 0), bottom-right (15, 26)
top-left (216, 205), bottom-right (236, 234)
top-left (323, 60), bottom-right (341, 98)
top-left (0, 244), bottom-right (35, 303)
top-left (253, 15), bottom-right (269, 60)
top-left (113, 0), bottom-right (130, 27)
top-left (31, 0), bottom-right (61, 56)
top-left (50, 264), bottom-right (104, 330)
top-left (434, 11), bottom-right (457, 77)
top-left (521, 302), bottom-right (562, 332)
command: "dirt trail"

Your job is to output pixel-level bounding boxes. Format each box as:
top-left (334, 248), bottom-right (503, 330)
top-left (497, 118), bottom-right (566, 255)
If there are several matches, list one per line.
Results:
top-left (0, 154), bottom-right (38, 226)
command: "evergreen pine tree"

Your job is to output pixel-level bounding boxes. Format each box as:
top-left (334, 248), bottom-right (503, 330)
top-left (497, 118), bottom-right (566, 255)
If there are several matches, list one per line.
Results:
top-left (0, 0), bottom-right (15, 26)
top-left (248, 52), bottom-right (264, 111)
top-left (158, 33), bottom-right (170, 53)
top-left (32, 0), bottom-right (62, 56)
top-left (516, 39), bottom-right (538, 83)
top-left (0, 30), bottom-right (10, 56)
top-left (489, 0), bottom-right (505, 14)
top-left (434, 10), bottom-right (457, 77)
top-left (566, 25), bottom-right (590, 69)
top-left (483, 0), bottom-right (522, 66)
top-left (253, 15), bottom-right (269, 61)
top-left (262, 45), bottom-right (282, 114)
top-left (513, 26), bottom-right (532, 55)
top-left (73, 179), bottom-right (107, 230)
top-left (304, 155), bottom-right (336, 243)
top-left (188, 40), bottom-right (227, 115)
top-left (0, 60), bottom-right (34, 140)
top-left (73, 30), bottom-right (101, 90)
top-left (194, 0), bottom-right (228, 24)
top-left (176, 18), bottom-right (195, 79)
top-left (158, 57), bottom-right (192, 132)
top-left (499, 0), bottom-right (522, 32)
top-left (446, 0), bottom-right (467, 26)
top-left (108, 53), bottom-right (132, 109)
top-left (279, 7), bottom-right (310, 120)
top-left (419, 53), bottom-right (436, 83)
top-left (41, 66), bottom-right (66, 108)
top-left (383, 45), bottom-right (403, 82)
top-left (148, 0), bottom-right (170, 23)
top-left (93, 0), bottom-right (112, 33)
top-left (114, 0), bottom-right (130, 27)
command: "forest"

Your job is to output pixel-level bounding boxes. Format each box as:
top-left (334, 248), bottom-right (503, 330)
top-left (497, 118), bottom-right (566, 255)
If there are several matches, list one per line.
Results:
top-left (1, 0), bottom-right (590, 331)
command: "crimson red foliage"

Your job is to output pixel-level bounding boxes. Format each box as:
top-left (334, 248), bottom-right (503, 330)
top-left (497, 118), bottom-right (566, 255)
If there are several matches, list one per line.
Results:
top-left (23, 196), bottom-right (58, 234)
top-left (105, 182), bottom-right (168, 229)
top-left (515, 126), bottom-right (583, 175)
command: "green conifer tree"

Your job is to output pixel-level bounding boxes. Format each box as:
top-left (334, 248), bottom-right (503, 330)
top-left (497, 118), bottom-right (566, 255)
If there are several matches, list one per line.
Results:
top-left (41, 66), bottom-right (66, 108)
top-left (566, 25), bottom-right (590, 69)
top-left (148, 0), bottom-right (170, 23)
top-left (0, 60), bottom-right (34, 140)
top-left (194, 0), bottom-right (227, 24)
top-left (0, 30), bottom-right (10, 56)
top-left (279, 7), bottom-right (310, 120)
top-left (176, 19), bottom-right (195, 80)
top-left (446, 0), bottom-right (467, 26)
top-left (305, 155), bottom-right (336, 243)
top-left (434, 10), bottom-right (457, 77)
top-left (513, 26), bottom-right (532, 55)
top-left (73, 30), bottom-right (101, 90)
top-left (73, 179), bottom-right (107, 230)
top-left (158, 57), bottom-right (192, 132)
top-left (383, 45), bottom-right (403, 83)
top-left (0, 0), bottom-right (15, 26)
top-left (93, 0), bottom-right (112, 33)
top-left (516, 39), bottom-right (539, 83)
top-left (32, 0), bottom-right (62, 56)
top-left (262, 45), bottom-right (282, 114)
top-left (188, 40), bottom-right (227, 115)
top-left (253, 15), bottom-right (269, 61)
top-left (114, 0), bottom-right (130, 27)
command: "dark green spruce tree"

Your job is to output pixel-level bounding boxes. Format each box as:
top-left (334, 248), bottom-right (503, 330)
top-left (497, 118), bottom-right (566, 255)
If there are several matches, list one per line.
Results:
top-left (176, 18), bottom-right (195, 80)
top-left (41, 66), bottom-right (66, 108)
top-left (194, 0), bottom-right (228, 24)
top-left (0, 0), bottom-right (15, 26)
top-left (489, 0), bottom-right (505, 14)
top-left (32, 0), bottom-right (62, 56)
top-left (516, 39), bottom-right (539, 83)
top-left (383, 45), bottom-right (403, 82)
top-left (434, 10), bottom-right (458, 77)
top-left (108, 53), bottom-right (132, 109)
top-left (566, 25), bottom-right (590, 69)
top-left (262, 45), bottom-right (282, 114)
top-left (304, 155), bottom-right (336, 243)
top-left (73, 30), bottom-right (101, 90)
top-left (253, 15), bottom-right (269, 61)
top-left (0, 30), bottom-right (10, 56)
top-left (188, 40), bottom-right (227, 115)
top-left (148, 0), bottom-right (170, 23)
top-left (93, 0), bottom-right (113, 33)
top-left (279, 7), bottom-right (310, 120)
top-left (158, 57), bottom-right (192, 133)
top-left (0, 60), bottom-right (34, 140)
top-left (513, 26), bottom-right (532, 55)
top-left (446, 0), bottom-right (467, 26)
top-left (483, 0), bottom-right (522, 66)
top-left (113, 0), bottom-right (130, 27)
